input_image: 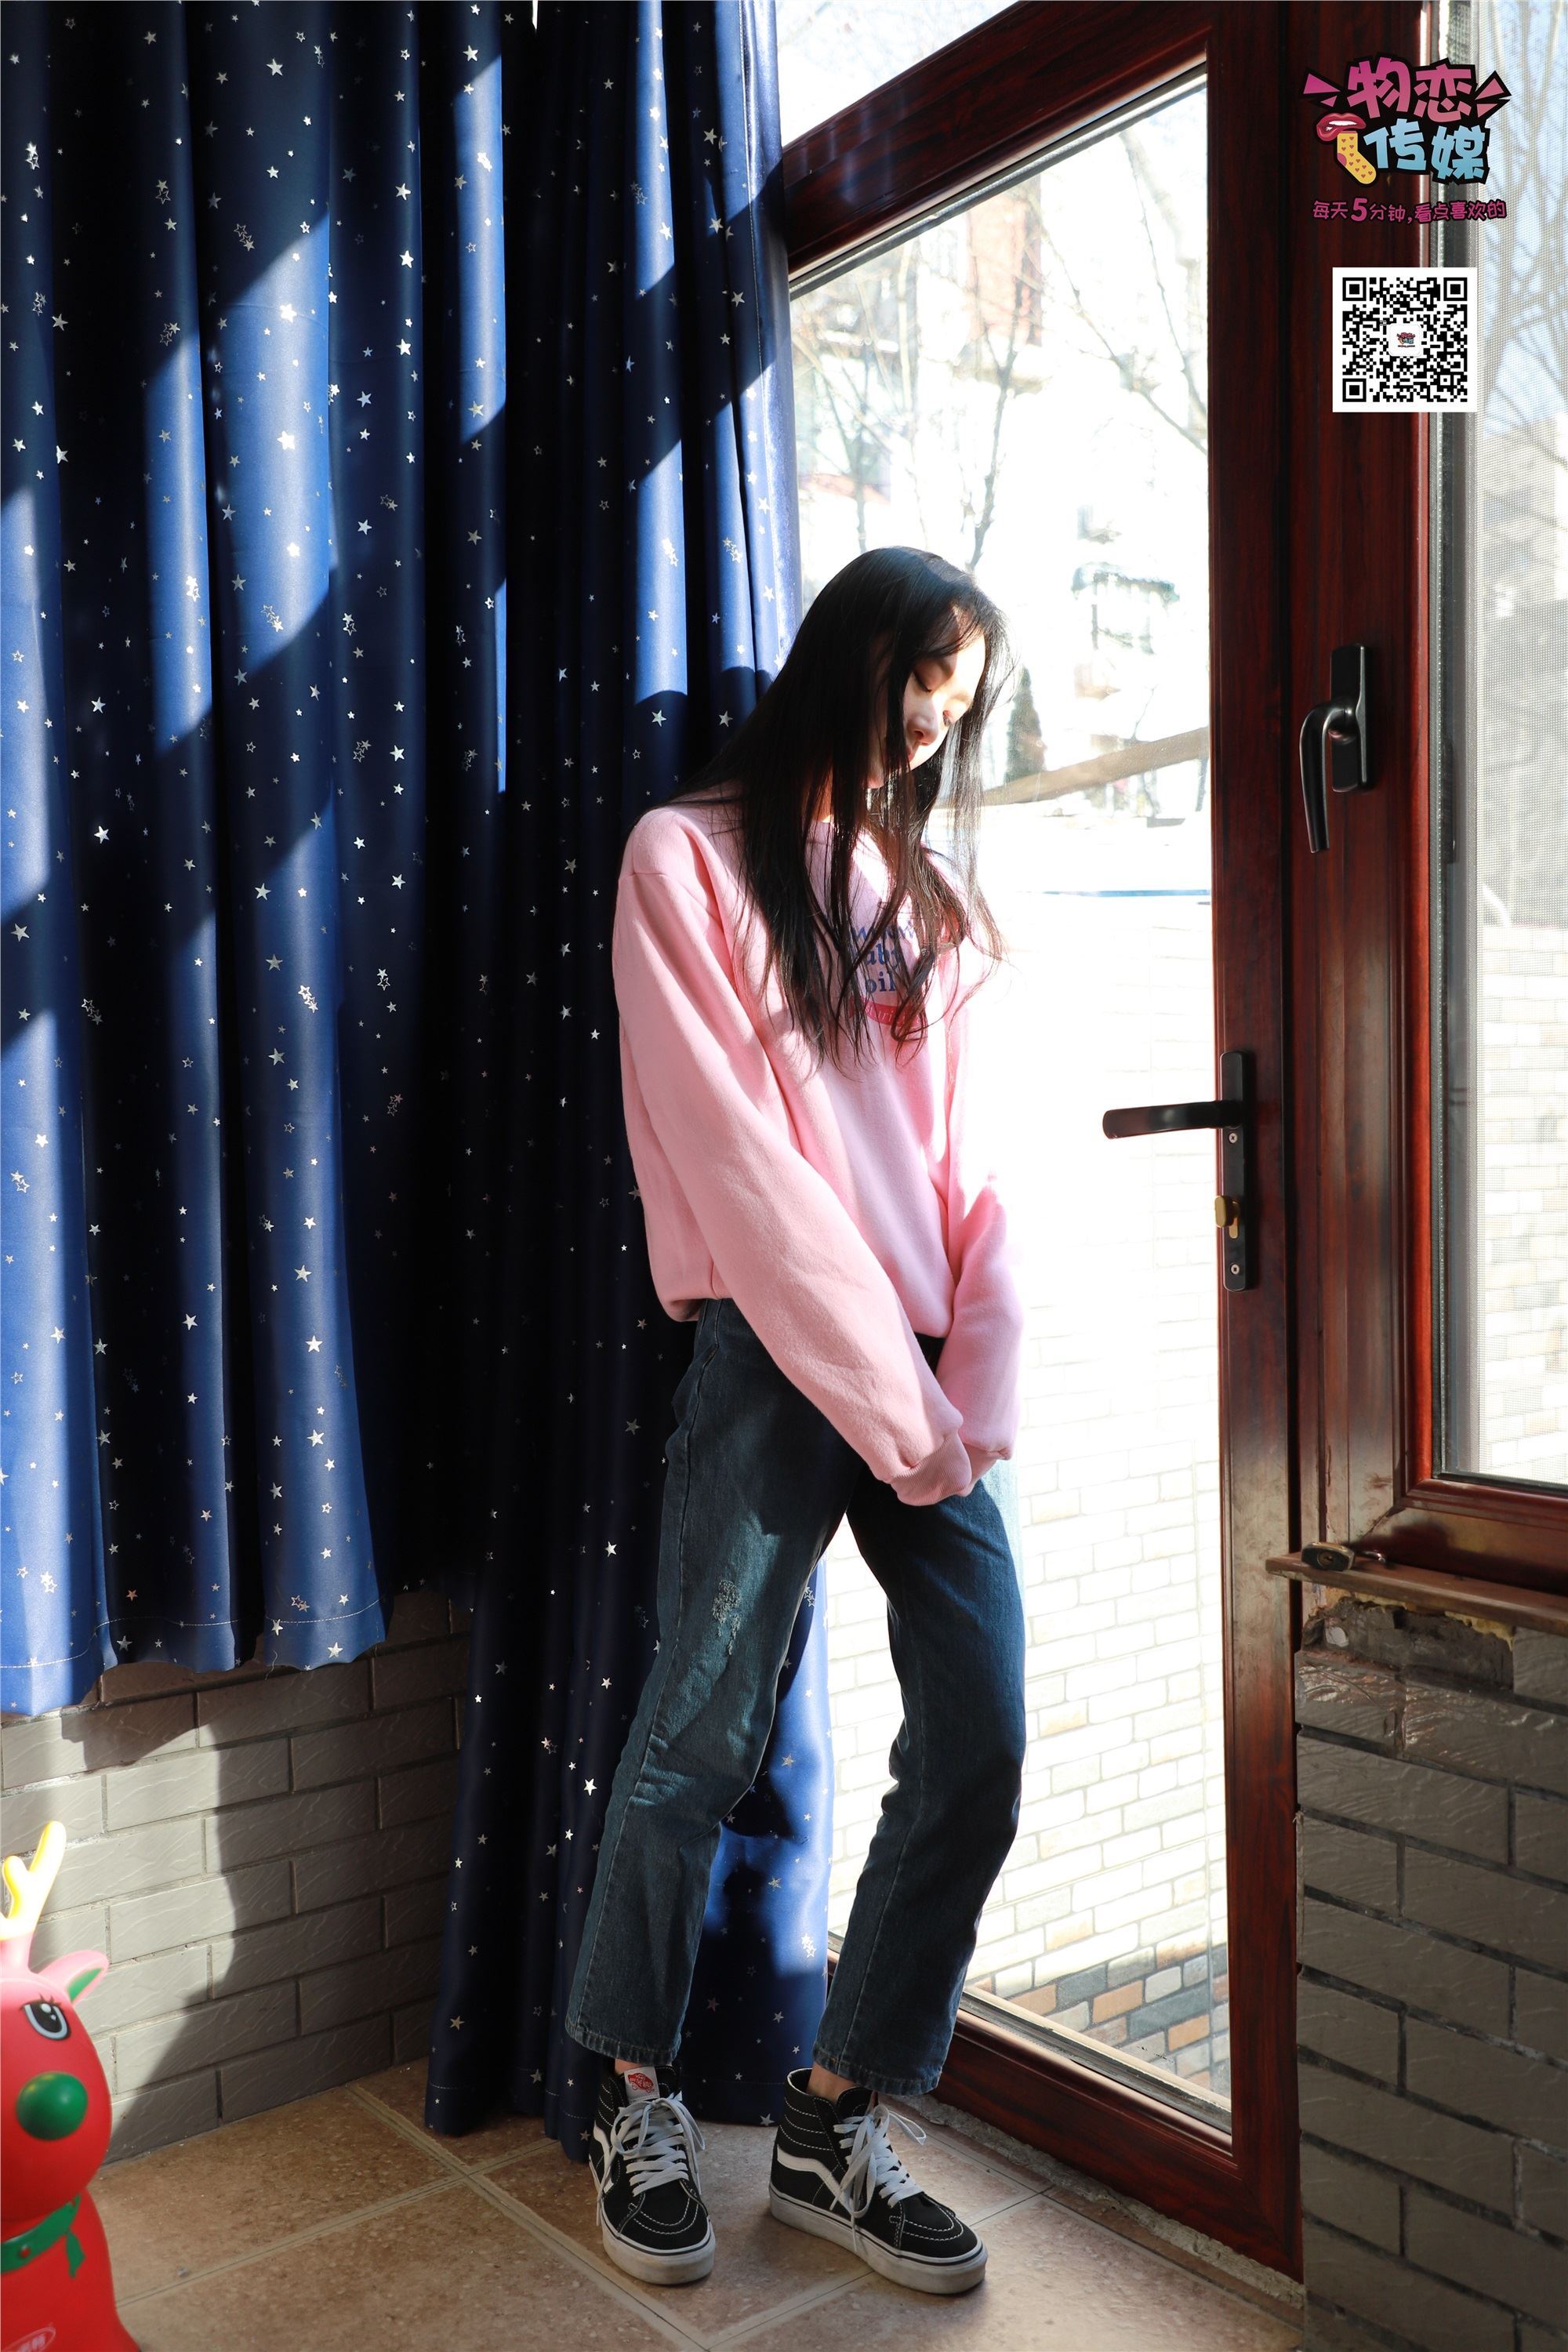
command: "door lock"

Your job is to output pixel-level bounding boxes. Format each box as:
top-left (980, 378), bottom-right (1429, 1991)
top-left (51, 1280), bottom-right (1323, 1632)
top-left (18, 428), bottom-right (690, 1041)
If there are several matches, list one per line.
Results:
top-left (1103, 1050), bottom-right (1253, 1291)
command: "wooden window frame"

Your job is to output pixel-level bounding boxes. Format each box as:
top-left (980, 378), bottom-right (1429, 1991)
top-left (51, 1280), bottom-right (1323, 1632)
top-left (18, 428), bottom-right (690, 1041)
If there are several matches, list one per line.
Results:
top-left (1279, 0), bottom-right (1567, 1601)
top-left (782, 0), bottom-right (1302, 2278)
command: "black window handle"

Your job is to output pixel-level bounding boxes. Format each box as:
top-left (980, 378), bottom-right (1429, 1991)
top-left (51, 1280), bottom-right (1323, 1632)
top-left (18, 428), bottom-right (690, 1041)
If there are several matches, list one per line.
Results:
top-left (1102, 1049), bottom-right (1252, 1290)
top-left (1300, 642), bottom-right (1374, 855)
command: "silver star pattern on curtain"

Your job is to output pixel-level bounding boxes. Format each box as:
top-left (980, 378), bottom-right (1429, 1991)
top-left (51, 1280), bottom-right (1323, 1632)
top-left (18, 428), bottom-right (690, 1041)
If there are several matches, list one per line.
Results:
top-left (3, 0), bottom-right (833, 2153)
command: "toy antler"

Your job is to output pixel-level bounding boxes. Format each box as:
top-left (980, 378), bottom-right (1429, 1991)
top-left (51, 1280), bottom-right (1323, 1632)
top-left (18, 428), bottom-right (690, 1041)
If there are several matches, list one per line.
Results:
top-left (0, 1820), bottom-right (67, 1952)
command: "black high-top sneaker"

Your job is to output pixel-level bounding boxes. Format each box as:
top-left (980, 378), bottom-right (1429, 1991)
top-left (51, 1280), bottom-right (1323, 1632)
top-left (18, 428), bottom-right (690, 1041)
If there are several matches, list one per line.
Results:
top-left (587, 2056), bottom-right (715, 2285)
top-left (768, 2066), bottom-right (987, 2294)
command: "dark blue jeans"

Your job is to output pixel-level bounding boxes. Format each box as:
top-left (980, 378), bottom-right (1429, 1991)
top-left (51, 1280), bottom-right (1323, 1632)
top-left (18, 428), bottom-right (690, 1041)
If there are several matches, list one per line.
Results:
top-left (564, 1293), bottom-right (1027, 2098)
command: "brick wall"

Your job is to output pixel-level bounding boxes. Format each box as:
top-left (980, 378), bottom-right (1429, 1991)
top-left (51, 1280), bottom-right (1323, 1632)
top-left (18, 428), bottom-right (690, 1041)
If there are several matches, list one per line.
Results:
top-left (1294, 1592), bottom-right (1568, 2350)
top-left (0, 1590), bottom-right (468, 2161)
top-left (1000, 1938), bottom-right (1229, 2092)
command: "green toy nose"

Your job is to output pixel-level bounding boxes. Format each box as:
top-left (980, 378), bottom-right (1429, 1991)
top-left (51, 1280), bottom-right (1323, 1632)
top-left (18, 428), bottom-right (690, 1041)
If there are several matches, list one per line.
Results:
top-left (15, 2071), bottom-right (89, 2140)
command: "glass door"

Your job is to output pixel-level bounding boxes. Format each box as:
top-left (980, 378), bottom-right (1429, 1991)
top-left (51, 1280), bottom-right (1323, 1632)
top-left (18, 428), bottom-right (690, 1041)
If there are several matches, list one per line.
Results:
top-left (781, 2), bottom-right (1299, 2274)
top-left (793, 79), bottom-right (1229, 2119)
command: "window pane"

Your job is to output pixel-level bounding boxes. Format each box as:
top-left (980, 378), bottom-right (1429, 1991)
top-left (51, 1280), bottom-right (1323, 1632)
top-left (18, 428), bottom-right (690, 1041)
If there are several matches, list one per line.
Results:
top-left (791, 82), bottom-right (1228, 2116)
top-left (775, 0), bottom-right (1016, 149)
top-left (1436, 1), bottom-right (1568, 1488)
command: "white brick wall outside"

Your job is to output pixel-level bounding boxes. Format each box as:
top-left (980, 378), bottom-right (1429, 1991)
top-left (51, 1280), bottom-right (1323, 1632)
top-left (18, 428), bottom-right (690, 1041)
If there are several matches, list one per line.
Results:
top-left (1477, 931), bottom-right (1568, 1484)
top-left (824, 808), bottom-right (1229, 2095)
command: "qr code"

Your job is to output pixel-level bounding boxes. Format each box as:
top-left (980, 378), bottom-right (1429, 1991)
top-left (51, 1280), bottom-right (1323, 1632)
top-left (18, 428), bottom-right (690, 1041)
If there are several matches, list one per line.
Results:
top-left (1332, 267), bottom-right (1478, 412)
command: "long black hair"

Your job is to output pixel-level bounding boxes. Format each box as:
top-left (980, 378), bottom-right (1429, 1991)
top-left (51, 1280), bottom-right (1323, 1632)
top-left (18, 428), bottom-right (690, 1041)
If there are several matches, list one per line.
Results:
top-left (670, 546), bottom-right (1017, 1075)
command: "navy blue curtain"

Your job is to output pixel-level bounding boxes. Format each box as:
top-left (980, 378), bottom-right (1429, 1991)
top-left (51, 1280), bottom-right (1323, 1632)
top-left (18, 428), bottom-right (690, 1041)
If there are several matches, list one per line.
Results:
top-left (420, 0), bottom-right (836, 2159)
top-left (2, 0), bottom-right (829, 2150)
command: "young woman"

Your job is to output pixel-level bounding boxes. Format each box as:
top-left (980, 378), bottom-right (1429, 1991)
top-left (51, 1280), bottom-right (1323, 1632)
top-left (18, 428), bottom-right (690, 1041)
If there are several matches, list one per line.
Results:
top-left (565, 546), bottom-right (1029, 2298)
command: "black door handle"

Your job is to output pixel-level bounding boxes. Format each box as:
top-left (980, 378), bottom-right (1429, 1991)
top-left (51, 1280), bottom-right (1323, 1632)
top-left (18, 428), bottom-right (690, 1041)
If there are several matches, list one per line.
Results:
top-left (1300, 642), bottom-right (1373, 854)
top-left (1102, 1099), bottom-right (1226, 1137)
top-left (1102, 1050), bottom-right (1252, 1290)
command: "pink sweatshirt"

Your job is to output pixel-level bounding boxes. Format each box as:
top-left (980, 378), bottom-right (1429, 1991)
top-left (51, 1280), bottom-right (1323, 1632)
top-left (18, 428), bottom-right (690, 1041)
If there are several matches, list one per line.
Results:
top-left (612, 796), bottom-right (1024, 1507)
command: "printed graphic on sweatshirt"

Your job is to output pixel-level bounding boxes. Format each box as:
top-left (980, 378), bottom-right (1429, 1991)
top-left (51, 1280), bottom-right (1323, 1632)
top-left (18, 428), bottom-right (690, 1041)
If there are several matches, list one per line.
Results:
top-left (850, 912), bottom-right (922, 1025)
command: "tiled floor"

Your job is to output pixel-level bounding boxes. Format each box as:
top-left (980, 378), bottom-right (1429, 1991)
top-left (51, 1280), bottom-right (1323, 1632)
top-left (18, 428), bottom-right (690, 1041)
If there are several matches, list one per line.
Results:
top-left (97, 2063), bottom-right (1304, 2351)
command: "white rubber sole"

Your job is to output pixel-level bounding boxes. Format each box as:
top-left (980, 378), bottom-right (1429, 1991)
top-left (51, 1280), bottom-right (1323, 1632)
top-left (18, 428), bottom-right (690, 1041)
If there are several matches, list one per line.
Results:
top-left (768, 2181), bottom-right (988, 2295)
top-left (597, 2205), bottom-right (716, 2284)
top-left (590, 2138), bottom-right (716, 2285)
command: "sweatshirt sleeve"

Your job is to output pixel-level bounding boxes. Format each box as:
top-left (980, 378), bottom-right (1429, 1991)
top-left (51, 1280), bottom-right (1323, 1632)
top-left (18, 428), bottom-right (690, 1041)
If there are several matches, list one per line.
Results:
top-left (613, 856), bottom-right (967, 1486)
top-left (934, 945), bottom-right (1026, 1475)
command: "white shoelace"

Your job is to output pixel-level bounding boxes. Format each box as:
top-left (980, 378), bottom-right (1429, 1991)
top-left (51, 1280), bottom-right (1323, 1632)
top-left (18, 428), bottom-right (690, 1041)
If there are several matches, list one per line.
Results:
top-left (605, 2090), bottom-right (707, 2200)
top-left (832, 2102), bottom-right (927, 2240)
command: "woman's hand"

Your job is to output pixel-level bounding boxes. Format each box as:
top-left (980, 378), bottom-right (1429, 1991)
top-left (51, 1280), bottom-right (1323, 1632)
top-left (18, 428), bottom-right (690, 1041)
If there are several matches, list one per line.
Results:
top-left (888, 1428), bottom-right (975, 1508)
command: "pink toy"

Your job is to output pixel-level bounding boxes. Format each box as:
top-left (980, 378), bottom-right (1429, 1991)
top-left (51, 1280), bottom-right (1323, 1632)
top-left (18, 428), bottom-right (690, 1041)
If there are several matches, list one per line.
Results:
top-left (2, 1821), bottom-right (136, 2352)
